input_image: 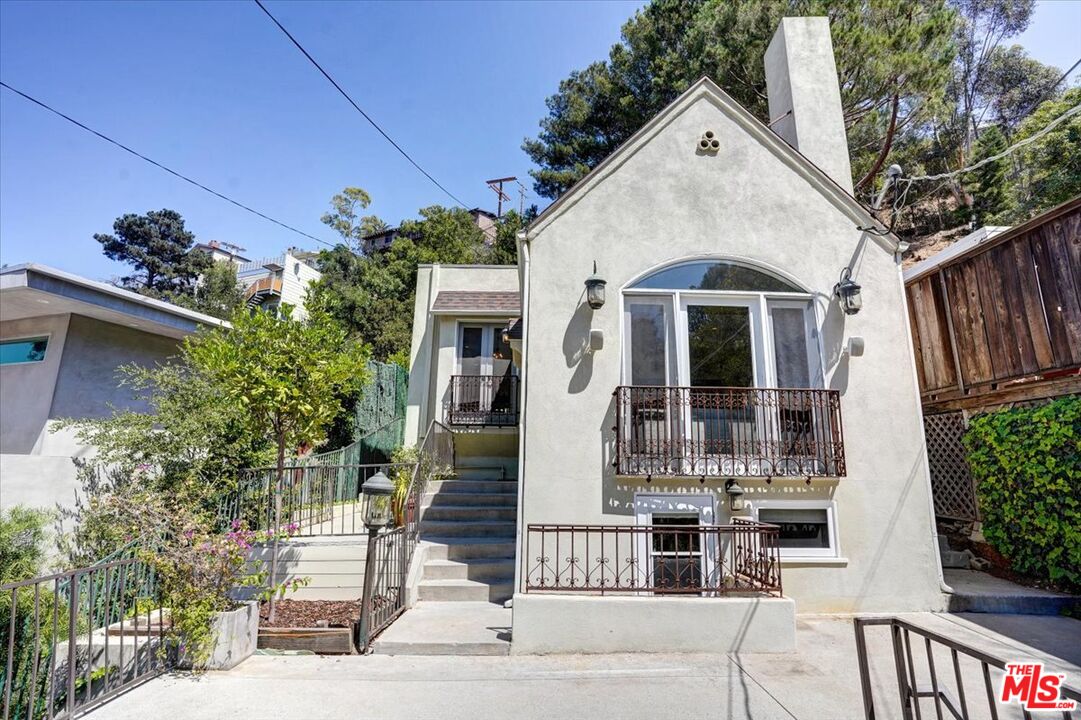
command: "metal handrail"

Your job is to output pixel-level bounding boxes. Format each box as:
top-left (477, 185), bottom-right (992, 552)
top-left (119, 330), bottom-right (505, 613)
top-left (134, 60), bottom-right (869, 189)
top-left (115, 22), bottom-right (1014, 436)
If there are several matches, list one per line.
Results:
top-left (853, 616), bottom-right (1081, 719)
top-left (447, 375), bottom-right (520, 427)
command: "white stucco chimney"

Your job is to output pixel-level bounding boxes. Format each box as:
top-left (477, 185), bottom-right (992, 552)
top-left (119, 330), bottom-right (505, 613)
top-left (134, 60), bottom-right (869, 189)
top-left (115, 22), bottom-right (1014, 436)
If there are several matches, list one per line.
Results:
top-left (764, 17), bottom-right (854, 193)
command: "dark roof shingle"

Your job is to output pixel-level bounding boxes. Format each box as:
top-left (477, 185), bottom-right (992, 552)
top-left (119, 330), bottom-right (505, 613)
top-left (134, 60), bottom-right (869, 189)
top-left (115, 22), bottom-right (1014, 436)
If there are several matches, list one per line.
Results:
top-left (432, 291), bottom-right (520, 314)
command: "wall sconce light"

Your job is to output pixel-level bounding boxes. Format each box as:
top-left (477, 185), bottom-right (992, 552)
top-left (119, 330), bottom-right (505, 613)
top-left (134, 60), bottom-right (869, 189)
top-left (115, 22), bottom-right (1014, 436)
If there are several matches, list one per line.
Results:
top-left (833, 267), bottom-right (862, 315)
top-left (725, 479), bottom-right (746, 512)
top-left (585, 261), bottom-right (607, 310)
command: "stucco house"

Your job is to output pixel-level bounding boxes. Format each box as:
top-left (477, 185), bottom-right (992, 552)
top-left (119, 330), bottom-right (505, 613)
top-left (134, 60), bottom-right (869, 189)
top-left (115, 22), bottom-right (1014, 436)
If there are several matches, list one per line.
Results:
top-left (0, 263), bottom-right (224, 510)
top-left (405, 16), bottom-right (944, 655)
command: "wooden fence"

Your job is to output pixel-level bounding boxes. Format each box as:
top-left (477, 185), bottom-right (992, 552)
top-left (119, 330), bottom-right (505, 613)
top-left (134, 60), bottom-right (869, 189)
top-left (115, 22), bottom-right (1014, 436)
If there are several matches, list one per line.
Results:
top-left (905, 197), bottom-right (1081, 412)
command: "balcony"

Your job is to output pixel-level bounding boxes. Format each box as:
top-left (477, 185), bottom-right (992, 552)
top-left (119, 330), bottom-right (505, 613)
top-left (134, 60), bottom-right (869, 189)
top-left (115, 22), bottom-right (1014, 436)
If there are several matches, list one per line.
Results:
top-left (447, 375), bottom-right (520, 427)
top-left (614, 386), bottom-right (845, 478)
top-left (523, 519), bottom-right (782, 596)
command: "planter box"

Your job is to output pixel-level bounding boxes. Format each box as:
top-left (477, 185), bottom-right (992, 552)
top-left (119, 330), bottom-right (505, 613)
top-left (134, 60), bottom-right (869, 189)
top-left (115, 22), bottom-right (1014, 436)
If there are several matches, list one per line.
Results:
top-left (258, 626), bottom-right (355, 654)
top-left (178, 601), bottom-right (259, 671)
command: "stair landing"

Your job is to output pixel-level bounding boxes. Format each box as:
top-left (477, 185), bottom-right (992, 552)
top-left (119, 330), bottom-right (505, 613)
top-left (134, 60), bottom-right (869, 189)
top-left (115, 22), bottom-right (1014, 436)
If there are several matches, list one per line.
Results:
top-left (371, 602), bottom-right (511, 656)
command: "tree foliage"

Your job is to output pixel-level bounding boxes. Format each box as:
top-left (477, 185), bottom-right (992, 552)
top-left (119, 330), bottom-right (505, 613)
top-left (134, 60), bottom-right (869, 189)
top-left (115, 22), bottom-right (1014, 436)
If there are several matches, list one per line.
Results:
top-left (320, 187), bottom-right (388, 252)
top-left (95, 209), bottom-right (212, 297)
top-left (1008, 87), bottom-right (1081, 216)
top-left (310, 205), bottom-right (524, 361)
top-left (172, 260), bottom-right (246, 320)
top-left (523, 0), bottom-right (957, 199)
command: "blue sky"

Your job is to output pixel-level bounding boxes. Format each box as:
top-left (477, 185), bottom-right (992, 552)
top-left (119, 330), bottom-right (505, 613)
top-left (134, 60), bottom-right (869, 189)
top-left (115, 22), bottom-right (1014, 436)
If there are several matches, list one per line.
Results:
top-left (1, 0), bottom-right (1078, 281)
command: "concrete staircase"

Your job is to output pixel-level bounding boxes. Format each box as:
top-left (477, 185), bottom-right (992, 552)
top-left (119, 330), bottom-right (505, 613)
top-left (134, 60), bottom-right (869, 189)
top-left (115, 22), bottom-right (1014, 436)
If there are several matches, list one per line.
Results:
top-left (372, 459), bottom-right (517, 655)
top-left (417, 465), bottom-right (518, 605)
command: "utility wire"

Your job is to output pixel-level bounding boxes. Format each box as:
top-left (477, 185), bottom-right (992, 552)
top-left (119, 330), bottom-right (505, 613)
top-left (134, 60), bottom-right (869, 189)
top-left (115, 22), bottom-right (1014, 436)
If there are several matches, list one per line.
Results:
top-left (0, 81), bottom-right (336, 248)
top-left (905, 100), bottom-right (1081, 183)
top-left (254, 0), bottom-right (469, 210)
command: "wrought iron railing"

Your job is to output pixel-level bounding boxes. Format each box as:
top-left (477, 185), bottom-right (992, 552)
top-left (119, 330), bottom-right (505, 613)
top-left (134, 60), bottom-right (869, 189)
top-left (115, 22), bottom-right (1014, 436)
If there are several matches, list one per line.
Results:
top-left (1, 556), bottom-right (166, 720)
top-left (359, 420), bottom-right (454, 651)
top-left (523, 519), bottom-right (782, 596)
top-left (614, 386), bottom-right (845, 478)
top-left (447, 375), bottom-right (520, 427)
top-left (220, 463), bottom-right (412, 537)
top-left (853, 616), bottom-right (1081, 719)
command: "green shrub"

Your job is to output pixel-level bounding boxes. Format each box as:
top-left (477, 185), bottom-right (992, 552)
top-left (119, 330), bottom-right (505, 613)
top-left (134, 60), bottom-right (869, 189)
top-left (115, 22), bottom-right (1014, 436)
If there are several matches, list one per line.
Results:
top-left (963, 396), bottom-right (1081, 590)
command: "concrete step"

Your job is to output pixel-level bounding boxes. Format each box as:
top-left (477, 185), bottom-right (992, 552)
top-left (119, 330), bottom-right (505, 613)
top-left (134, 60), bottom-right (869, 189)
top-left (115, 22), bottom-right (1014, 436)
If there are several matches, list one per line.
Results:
top-left (370, 602), bottom-right (511, 656)
top-left (424, 491), bottom-right (518, 507)
top-left (940, 549), bottom-right (975, 569)
top-left (423, 557), bottom-right (515, 581)
top-left (452, 465), bottom-right (507, 481)
top-left (417, 579), bottom-right (514, 603)
top-left (945, 569), bottom-right (1081, 615)
top-left (426, 479), bottom-right (517, 495)
top-left (424, 539), bottom-right (516, 561)
top-left (419, 520), bottom-right (517, 538)
top-left (422, 505), bottom-right (517, 522)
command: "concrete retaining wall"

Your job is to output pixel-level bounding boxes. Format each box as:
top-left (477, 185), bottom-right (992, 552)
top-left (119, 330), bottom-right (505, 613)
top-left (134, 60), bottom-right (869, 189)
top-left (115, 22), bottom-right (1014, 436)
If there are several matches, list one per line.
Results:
top-left (510, 594), bottom-right (796, 654)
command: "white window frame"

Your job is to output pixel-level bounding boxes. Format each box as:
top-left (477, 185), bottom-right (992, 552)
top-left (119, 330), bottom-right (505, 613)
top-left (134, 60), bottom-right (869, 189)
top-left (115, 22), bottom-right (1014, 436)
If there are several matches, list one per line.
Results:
top-left (0, 333), bottom-right (52, 366)
top-left (620, 287), bottom-right (822, 390)
top-left (748, 499), bottom-right (840, 559)
top-left (634, 493), bottom-right (717, 591)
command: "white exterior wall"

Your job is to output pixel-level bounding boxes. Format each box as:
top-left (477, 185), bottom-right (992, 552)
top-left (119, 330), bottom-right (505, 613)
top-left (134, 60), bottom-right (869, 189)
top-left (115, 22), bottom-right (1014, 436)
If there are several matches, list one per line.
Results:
top-left (516, 87), bottom-right (943, 616)
top-left (236, 251), bottom-right (321, 319)
top-left (404, 264), bottom-right (520, 445)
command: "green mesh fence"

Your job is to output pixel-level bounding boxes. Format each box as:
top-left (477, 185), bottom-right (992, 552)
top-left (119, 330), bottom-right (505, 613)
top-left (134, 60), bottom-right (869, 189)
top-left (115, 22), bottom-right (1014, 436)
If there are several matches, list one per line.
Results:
top-left (303, 360), bottom-right (407, 467)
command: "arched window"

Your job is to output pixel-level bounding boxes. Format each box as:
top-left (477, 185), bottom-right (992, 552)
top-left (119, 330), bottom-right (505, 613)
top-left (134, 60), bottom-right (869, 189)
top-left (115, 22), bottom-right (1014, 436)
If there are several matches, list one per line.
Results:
top-left (630, 261), bottom-right (802, 293)
top-left (622, 260), bottom-right (820, 390)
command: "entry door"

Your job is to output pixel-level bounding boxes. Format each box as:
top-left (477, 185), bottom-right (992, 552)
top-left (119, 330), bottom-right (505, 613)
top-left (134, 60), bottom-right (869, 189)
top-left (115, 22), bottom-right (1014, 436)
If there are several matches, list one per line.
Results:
top-left (457, 325), bottom-right (515, 417)
top-left (634, 494), bottom-right (717, 593)
top-left (679, 297), bottom-right (765, 473)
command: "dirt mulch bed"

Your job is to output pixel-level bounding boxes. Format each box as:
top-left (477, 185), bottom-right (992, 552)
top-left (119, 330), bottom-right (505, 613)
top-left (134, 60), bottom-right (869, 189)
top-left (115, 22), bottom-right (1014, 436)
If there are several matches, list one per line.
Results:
top-left (259, 599), bottom-right (361, 629)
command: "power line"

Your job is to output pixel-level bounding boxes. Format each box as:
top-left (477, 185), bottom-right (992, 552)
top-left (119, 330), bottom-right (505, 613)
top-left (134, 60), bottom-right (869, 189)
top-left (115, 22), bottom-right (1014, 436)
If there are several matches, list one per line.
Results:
top-left (905, 100), bottom-right (1081, 183)
top-left (253, 0), bottom-right (469, 210)
top-left (0, 81), bottom-right (337, 248)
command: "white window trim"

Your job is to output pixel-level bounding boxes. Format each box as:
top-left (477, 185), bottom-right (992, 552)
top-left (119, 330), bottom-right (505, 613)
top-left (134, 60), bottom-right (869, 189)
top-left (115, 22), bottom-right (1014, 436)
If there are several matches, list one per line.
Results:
top-left (0, 333), bottom-right (52, 366)
top-left (634, 492), bottom-right (718, 592)
top-left (748, 498), bottom-right (841, 560)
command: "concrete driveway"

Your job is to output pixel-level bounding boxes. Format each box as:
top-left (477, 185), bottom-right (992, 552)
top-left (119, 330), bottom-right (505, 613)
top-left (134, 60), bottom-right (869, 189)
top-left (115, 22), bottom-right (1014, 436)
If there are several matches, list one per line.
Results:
top-left (98, 613), bottom-right (1081, 720)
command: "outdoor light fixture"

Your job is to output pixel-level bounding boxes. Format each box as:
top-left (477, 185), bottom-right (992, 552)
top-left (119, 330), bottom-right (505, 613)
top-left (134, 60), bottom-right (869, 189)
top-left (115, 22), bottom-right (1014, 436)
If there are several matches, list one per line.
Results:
top-left (360, 469), bottom-right (395, 530)
top-left (585, 261), bottom-right (607, 310)
top-left (725, 479), bottom-right (746, 512)
top-left (359, 468), bottom-right (395, 652)
top-left (833, 267), bottom-right (862, 316)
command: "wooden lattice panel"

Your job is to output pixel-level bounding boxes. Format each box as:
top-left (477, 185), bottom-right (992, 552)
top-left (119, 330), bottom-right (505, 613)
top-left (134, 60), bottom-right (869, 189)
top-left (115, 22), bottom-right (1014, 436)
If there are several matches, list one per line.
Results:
top-left (924, 412), bottom-right (978, 521)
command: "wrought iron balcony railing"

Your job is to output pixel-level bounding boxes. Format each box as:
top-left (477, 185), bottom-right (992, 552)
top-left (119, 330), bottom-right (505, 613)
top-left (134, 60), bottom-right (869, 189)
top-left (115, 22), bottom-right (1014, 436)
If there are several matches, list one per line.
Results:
top-left (447, 374), bottom-right (520, 427)
top-left (523, 519), bottom-right (782, 596)
top-left (614, 385), bottom-right (845, 478)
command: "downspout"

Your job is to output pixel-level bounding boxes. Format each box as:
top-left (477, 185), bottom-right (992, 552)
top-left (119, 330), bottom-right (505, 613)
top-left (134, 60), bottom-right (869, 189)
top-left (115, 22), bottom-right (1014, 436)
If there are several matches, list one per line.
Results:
top-left (896, 251), bottom-right (953, 598)
top-left (511, 231), bottom-right (531, 604)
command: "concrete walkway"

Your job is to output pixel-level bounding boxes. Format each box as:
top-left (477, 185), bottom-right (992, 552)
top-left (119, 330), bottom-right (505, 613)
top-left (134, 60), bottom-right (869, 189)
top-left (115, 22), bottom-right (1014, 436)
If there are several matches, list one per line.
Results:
top-left (97, 613), bottom-right (1081, 720)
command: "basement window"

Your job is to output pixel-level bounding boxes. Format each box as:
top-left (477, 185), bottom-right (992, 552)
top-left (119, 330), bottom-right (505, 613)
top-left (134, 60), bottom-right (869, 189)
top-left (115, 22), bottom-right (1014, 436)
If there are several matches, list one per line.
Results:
top-left (0, 337), bottom-right (49, 365)
top-left (752, 501), bottom-right (839, 559)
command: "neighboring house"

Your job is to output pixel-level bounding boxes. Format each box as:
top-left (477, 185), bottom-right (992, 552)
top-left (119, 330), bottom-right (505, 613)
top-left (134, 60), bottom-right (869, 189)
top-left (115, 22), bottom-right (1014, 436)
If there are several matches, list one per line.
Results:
top-left (405, 17), bottom-right (944, 655)
top-left (0, 263), bottom-right (224, 510)
top-left (904, 197), bottom-right (1081, 525)
top-left (191, 240), bottom-right (249, 265)
top-left (363, 208), bottom-right (499, 255)
top-left (234, 248), bottom-right (321, 319)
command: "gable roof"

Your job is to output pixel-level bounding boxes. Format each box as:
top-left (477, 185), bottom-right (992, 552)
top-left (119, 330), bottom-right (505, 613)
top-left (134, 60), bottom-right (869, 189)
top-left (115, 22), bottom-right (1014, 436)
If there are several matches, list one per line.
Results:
top-left (526, 77), bottom-right (895, 251)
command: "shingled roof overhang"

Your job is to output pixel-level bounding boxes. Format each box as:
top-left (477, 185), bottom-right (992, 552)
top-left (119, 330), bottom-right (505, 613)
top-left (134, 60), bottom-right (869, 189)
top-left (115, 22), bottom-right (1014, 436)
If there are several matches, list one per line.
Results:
top-left (431, 291), bottom-right (521, 315)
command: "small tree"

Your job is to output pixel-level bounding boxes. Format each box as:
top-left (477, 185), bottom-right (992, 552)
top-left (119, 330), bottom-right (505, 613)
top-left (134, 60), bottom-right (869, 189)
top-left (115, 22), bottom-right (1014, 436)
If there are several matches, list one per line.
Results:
top-left (178, 261), bottom-right (246, 320)
top-left (321, 186), bottom-right (387, 252)
top-left (94, 209), bottom-right (212, 297)
top-left (186, 305), bottom-right (369, 619)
